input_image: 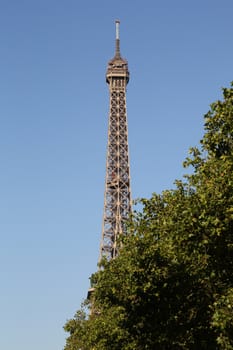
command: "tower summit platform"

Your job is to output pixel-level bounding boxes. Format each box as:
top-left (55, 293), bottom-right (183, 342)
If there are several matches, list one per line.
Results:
top-left (106, 20), bottom-right (129, 84)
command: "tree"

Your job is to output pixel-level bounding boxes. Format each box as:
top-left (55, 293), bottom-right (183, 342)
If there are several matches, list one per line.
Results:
top-left (64, 83), bottom-right (233, 349)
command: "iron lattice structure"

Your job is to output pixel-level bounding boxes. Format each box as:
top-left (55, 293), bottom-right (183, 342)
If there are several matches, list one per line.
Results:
top-left (99, 20), bottom-right (132, 261)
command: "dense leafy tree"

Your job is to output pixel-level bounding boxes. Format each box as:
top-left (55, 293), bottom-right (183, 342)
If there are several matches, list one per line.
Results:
top-left (64, 83), bottom-right (233, 349)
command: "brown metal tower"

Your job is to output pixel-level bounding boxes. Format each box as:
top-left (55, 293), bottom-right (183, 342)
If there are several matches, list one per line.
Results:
top-left (99, 20), bottom-right (131, 261)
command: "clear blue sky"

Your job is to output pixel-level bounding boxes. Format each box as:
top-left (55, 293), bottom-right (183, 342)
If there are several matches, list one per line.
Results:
top-left (0, 1), bottom-right (232, 349)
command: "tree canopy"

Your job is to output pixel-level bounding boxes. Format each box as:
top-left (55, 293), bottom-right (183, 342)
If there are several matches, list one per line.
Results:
top-left (64, 83), bottom-right (233, 349)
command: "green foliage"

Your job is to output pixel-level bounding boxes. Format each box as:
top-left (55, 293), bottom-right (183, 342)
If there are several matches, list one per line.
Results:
top-left (64, 83), bottom-right (233, 349)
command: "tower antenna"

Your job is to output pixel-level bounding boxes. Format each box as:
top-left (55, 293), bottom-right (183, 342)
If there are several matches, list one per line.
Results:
top-left (115, 19), bottom-right (121, 58)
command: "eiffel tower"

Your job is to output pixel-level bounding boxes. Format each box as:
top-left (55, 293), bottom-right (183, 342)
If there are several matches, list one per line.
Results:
top-left (99, 20), bottom-right (132, 261)
top-left (87, 20), bottom-right (131, 301)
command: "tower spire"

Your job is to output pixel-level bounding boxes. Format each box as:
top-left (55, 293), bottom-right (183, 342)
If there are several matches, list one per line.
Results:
top-left (115, 19), bottom-right (121, 58)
